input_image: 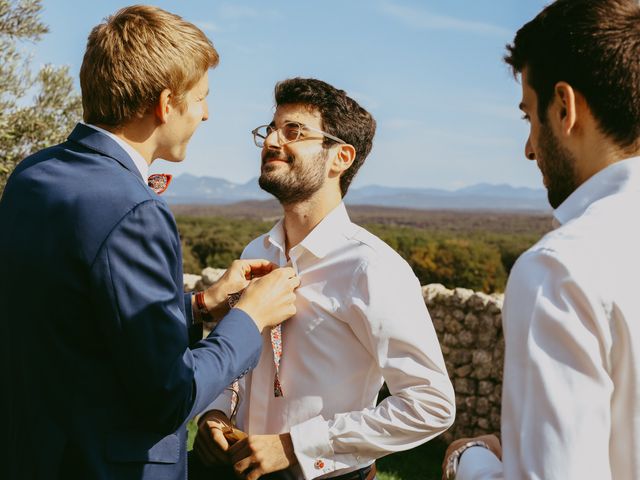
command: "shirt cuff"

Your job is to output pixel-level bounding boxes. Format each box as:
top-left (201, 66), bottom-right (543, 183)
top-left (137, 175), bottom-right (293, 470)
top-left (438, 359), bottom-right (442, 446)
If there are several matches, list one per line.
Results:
top-left (456, 446), bottom-right (502, 480)
top-left (290, 416), bottom-right (339, 479)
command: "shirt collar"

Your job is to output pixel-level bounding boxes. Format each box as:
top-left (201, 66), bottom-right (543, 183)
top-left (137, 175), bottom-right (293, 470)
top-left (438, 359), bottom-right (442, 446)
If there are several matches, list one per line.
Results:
top-left (263, 202), bottom-right (356, 259)
top-left (554, 155), bottom-right (640, 226)
top-left (84, 123), bottom-right (149, 180)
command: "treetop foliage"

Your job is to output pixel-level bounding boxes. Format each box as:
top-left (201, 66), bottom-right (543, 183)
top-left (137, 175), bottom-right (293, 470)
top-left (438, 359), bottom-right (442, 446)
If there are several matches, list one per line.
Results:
top-left (176, 213), bottom-right (546, 293)
top-left (0, 0), bottom-right (82, 195)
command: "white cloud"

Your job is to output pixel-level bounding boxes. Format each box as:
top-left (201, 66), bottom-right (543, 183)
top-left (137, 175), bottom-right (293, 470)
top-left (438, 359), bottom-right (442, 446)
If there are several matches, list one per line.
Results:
top-left (217, 4), bottom-right (283, 21)
top-left (196, 21), bottom-right (220, 33)
top-left (219, 4), bottom-right (259, 19)
top-left (378, 0), bottom-right (511, 37)
top-left (382, 118), bottom-right (424, 130)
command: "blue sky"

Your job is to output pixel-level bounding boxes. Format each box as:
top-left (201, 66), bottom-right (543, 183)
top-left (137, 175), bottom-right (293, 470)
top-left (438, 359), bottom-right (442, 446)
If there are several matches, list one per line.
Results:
top-left (33, 1), bottom-right (548, 189)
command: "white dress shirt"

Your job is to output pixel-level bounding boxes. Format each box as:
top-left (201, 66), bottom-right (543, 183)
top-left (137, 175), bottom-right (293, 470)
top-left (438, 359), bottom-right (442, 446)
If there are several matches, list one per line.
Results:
top-left (457, 156), bottom-right (640, 479)
top-left (208, 202), bottom-right (455, 479)
top-left (84, 123), bottom-right (149, 180)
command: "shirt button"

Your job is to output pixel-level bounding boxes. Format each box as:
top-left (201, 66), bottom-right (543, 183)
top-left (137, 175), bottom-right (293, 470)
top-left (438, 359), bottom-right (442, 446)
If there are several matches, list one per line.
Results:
top-left (314, 459), bottom-right (325, 470)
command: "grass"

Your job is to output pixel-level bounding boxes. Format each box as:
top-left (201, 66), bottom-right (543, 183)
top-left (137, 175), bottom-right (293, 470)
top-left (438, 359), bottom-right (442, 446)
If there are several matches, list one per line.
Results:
top-left (187, 420), bottom-right (446, 479)
top-left (376, 440), bottom-right (446, 480)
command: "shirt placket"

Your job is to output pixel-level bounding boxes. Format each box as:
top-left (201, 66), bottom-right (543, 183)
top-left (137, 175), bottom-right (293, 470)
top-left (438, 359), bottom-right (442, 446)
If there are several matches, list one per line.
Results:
top-left (271, 247), bottom-right (300, 398)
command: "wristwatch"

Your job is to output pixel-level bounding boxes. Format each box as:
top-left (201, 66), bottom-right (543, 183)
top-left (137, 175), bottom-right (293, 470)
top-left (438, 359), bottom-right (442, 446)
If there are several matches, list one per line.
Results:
top-left (444, 440), bottom-right (490, 480)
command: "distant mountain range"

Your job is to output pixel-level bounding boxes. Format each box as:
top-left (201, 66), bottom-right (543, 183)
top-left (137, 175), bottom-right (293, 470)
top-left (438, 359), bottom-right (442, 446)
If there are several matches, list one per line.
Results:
top-left (162, 173), bottom-right (550, 211)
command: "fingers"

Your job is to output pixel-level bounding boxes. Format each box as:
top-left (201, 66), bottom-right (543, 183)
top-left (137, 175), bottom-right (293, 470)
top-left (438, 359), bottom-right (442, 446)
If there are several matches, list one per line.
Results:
top-left (228, 437), bottom-right (250, 464)
top-left (233, 458), bottom-right (255, 479)
top-left (193, 435), bottom-right (212, 465)
top-left (288, 275), bottom-right (301, 289)
top-left (229, 439), bottom-right (257, 478)
top-left (208, 422), bottom-right (231, 451)
top-left (252, 261), bottom-right (278, 277)
top-left (223, 427), bottom-right (248, 445)
top-left (277, 266), bottom-right (297, 279)
top-left (194, 435), bottom-right (221, 465)
top-left (228, 434), bottom-right (292, 480)
top-left (234, 461), bottom-right (263, 480)
top-left (235, 265), bottom-right (299, 331)
top-left (194, 420), bottom-right (227, 465)
top-left (232, 455), bottom-right (264, 480)
top-left (232, 261), bottom-right (297, 282)
top-left (242, 263), bottom-right (298, 285)
top-left (237, 259), bottom-right (277, 279)
top-left (267, 267), bottom-right (300, 289)
top-left (246, 468), bottom-right (263, 480)
top-left (248, 266), bottom-right (298, 289)
top-left (209, 427), bottom-right (231, 464)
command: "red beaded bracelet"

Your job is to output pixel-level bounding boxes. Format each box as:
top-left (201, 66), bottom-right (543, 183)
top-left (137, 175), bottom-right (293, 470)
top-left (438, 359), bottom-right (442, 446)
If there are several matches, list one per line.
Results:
top-left (194, 291), bottom-right (210, 320)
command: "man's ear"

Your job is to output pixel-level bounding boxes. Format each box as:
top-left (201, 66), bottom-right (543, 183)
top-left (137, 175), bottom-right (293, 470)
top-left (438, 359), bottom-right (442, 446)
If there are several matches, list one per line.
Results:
top-left (154, 88), bottom-right (173, 124)
top-left (331, 144), bottom-right (356, 175)
top-left (554, 82), bottom-right (578, 137)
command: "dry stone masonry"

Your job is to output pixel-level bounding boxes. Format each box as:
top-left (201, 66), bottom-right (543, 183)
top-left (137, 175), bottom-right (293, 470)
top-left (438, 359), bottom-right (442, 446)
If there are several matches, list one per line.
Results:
top-left (423, 284), bottom-right (504, 443)
top-left (185, 270), bottom-right (505, 443)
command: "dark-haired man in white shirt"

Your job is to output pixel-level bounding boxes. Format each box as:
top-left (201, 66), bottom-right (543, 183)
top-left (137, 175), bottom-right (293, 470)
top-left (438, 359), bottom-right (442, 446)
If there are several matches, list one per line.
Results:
top-left (193, 77), bottom-right (455, 480)
top-left (443, 1), bottom-right (640, 479)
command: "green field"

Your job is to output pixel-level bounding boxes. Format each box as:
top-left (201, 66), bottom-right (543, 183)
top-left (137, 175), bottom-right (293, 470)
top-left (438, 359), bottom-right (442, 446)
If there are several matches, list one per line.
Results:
top-left (173, 203), bottom-right (551, 293)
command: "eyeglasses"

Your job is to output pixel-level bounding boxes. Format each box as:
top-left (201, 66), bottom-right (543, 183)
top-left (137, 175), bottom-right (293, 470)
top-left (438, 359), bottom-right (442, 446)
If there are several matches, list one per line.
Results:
top-left (251, 121), bottom-right (346, 148)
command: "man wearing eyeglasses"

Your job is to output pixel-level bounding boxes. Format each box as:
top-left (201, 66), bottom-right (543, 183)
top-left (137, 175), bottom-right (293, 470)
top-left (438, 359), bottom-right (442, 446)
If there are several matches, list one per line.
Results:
top-left (192, 77), bottom-right (455, 480)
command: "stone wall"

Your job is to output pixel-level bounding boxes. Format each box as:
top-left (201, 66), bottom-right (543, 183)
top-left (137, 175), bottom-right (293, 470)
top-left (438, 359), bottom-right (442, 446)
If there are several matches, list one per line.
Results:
top-left (423, 284), bottom-right (504, 443)
top-left (185, 270), bottom-right (505, 442)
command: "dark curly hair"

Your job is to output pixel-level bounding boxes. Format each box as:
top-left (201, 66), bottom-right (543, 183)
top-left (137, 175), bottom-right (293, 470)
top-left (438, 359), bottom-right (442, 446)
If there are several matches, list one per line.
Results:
top-left (274, 78), bottom-right (376, 197)
top-left (505, 0), bottom-right (640, 150)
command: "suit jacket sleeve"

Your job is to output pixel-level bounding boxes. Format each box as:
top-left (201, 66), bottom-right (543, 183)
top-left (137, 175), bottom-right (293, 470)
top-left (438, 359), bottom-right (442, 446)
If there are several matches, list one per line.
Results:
top-left (89, 199), bottom-right (262, 433)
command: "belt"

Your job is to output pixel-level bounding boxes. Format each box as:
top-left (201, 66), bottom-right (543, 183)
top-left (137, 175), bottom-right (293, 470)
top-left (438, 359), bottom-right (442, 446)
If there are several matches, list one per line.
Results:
top-left (328, 463), bottom-right (376, 480)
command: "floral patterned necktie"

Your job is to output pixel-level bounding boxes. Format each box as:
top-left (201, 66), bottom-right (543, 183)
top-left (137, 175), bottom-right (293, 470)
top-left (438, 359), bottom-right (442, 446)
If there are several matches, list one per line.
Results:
top-left (225, 289), bottom-right (284, 422)
top-left (271, 324), bottom-right (284, 397)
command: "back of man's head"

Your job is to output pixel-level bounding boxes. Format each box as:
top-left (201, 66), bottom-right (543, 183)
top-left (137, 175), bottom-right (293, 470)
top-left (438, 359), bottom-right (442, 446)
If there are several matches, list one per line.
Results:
top-left (505, 0), bottom-right (640, 150)
top-left (80, 5), bottom-right (218, 127)
top-left (274, 78), bottom-right (376, 197)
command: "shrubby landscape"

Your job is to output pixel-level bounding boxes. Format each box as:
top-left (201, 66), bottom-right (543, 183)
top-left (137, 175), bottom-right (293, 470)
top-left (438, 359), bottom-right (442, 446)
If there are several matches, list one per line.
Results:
top-left (173, 201), bottom-right (552, 293)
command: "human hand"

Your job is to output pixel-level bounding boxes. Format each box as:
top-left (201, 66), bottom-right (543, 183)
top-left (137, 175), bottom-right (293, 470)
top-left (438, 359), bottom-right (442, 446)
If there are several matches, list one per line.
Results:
top-left (203, 259), bottom-right (277, 321)
top-left (229, 433), bottom-right (297, 480)
top-left (193, 410), bottom-right (235, 466)
top-left (235, 267), bottom-right (300, 332)
top-left (442, 434), bottom-right (502, 480)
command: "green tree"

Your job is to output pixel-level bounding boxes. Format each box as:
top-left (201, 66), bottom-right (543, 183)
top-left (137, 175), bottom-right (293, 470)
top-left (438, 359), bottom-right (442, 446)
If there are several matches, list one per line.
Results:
top-left (409, 238), bottom-right (507, 293)
top-left (0, 0), bottom-right (82, 194)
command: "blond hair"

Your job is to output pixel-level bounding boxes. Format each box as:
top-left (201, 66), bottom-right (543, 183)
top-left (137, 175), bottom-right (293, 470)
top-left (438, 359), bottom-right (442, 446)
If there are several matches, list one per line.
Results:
top-left (80, 5), bottom-right (218, 126)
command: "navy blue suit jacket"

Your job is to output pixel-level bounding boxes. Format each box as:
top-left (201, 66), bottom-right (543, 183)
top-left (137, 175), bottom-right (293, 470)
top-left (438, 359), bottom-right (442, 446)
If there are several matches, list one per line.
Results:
top-left (0, 124), bottom-right (262, 479)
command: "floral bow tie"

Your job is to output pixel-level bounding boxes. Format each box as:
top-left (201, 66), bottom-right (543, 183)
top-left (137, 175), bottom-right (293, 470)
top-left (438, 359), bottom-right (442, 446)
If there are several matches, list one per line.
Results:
top-left (147, 174), bottom-right (172, 195)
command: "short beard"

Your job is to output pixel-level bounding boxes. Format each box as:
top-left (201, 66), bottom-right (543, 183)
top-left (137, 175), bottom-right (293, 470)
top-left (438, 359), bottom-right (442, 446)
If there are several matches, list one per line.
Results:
top-left (539, 122), bottom-right (579, 209)
top-left (259, 149), bottom-right (327, 205)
